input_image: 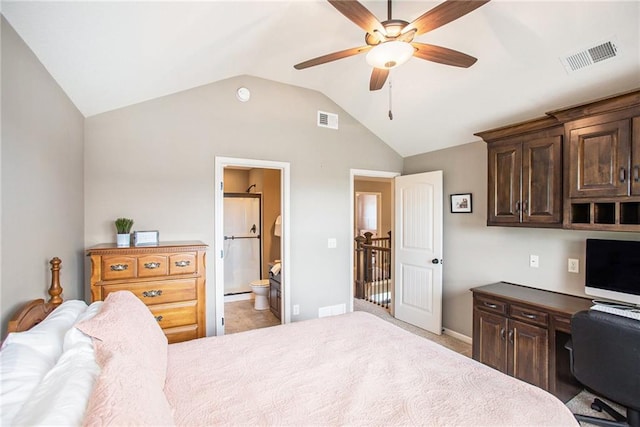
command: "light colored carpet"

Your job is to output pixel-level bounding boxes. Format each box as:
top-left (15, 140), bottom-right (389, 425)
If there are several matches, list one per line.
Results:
top-left (353, 298), bottom-right (626, 426)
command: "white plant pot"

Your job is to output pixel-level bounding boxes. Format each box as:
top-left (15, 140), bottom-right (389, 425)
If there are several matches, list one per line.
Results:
top-left (116, 233), bottom-right (130, 247)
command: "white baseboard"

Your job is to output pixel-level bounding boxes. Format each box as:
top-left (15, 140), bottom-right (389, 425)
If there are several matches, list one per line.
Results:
top-left (443, 328), bottom-right (472, 344)
top-left (224, 293), bottom-right (252, 303)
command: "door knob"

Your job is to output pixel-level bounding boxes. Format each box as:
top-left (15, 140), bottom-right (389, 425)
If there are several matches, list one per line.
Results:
top-left (431, 258), bottom-right (440, 264)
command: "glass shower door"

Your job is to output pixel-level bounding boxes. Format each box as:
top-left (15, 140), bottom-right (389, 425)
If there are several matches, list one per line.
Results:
top-left (223, 195), bottom-right (261, 295)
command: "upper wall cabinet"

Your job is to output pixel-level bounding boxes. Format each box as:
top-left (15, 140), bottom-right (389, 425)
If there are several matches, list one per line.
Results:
top-left (551, 91), bottom-right (640, 231)
top-left (477, 118), bottom-right (563, 228)
top-left (477, 88), bottom-right (640, 231)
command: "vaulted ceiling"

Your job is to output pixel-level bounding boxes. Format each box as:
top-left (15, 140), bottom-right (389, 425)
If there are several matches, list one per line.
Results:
top-left (3, 1), bottom-right (639, 156)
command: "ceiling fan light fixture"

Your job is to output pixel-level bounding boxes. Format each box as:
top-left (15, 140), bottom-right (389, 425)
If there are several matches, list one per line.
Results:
top-left (365, 41), bottom-right (414, 69)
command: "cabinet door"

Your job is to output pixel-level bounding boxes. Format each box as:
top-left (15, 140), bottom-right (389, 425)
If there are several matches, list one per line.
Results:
top-left (508, 319), bottom-right (549, 390)
top-left (632, 117), bottom-right (640, 196)
top-left (522, 134), bottom-right (562, 224)
top-left (488, 141), bottom-right (522, 224)
top-left (473, 308), bottom-right (508, 374)
top-left (569, 119), bottom-right (631, 198)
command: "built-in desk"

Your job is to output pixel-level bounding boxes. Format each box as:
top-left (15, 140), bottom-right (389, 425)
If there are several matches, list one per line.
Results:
top-left (471, 282), bottom-right (593, 402)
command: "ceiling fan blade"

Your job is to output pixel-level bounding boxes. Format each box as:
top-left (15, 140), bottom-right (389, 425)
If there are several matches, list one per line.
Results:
top-left (411, 42), bottom-right (477, 68)
top-left (294, 46), bottom-right (372, 70)
top-left (328, 0), bottom-right (386, 37)
top-left (369, 68), bottom-right (389, 91)
top-left (404, 0), bottom-right (490, 36)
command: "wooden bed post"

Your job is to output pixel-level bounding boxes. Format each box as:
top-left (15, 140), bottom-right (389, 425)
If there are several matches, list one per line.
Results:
top-left (49, 257), bottom-right (63, 306)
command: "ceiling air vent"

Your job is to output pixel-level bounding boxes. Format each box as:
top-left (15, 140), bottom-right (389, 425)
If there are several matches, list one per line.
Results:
top-left (317, 111), bottom-right (338, 130)
top-left (561, 39), bottom-right (619, 73)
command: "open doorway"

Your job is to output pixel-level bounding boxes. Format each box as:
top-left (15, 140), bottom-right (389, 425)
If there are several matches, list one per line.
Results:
top-left (214, 157), bottom-right (291, 336)
top-left (350, 171), bottom-right (398, 315)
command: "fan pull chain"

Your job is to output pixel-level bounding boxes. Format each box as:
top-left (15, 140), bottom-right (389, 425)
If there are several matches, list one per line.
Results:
top-left (388, 75), bottom-right (393, 120)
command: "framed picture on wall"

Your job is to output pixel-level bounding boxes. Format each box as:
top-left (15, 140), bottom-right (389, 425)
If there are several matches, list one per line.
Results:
top-left (450, 193), bottom-right (472, 213)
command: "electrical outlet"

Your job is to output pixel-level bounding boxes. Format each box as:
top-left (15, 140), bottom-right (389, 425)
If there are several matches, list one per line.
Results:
top-left (529, 255), bottom-right (539, 268)
top-left (293, 304), bottom-right (300, 315)
top-left (568, 258), bottom-right (579, 273)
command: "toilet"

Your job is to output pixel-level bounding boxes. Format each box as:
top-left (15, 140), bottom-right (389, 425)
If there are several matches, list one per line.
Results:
top-left (249, 279), bottom-right (270, 311)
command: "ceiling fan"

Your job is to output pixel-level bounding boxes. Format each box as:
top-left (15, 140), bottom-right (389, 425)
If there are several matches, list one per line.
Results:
top-left (294, 0), bottom-right (490, 91)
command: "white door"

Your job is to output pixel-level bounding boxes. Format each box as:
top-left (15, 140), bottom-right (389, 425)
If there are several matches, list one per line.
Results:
top-left (394, 171), bottom-right (443, 335)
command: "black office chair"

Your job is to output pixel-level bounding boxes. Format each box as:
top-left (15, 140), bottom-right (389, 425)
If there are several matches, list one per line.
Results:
top-left (566, 309), bottom-right (640, 427)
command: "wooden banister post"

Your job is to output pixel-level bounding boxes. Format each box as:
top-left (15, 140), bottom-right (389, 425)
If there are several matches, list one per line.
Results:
top-left (49, 257), bottom-right (63, 306)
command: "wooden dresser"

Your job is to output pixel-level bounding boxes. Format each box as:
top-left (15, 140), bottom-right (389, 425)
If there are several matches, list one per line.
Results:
top-left (471, 282), bottom-right (593, 402)
top-left (87, 241), bottom-right (207, 343)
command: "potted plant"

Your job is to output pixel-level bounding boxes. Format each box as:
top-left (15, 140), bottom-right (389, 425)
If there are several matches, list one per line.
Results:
top-left (115, 218), bottom-right (134, 247)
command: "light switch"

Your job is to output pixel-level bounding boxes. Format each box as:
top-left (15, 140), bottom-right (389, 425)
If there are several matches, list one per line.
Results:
top-left (328, 238), bottom-right (337, 249)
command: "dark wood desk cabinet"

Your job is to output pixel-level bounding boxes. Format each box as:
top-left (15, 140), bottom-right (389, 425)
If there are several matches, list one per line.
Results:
top-left (472, 282), bottom-right (593, 402)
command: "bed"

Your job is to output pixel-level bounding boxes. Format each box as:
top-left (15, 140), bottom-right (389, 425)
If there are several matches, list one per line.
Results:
top-left (1, 258), bottom-right (579, 426)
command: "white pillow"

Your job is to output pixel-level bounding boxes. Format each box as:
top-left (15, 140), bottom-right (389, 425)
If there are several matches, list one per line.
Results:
top-left (0, 343), bottom-right (55, 426)
top-left (2, 300), bottom-right (88, 362)
top-left (63, 301), bottom-right (104, 351)
top-left (9, 301), bottom-right (103, 426)
top-left (12, 340), bottom-right (100, 426)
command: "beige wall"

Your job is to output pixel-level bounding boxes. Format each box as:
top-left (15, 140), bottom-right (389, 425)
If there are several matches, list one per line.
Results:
top-left (84, 75), bottom-right (403, 333)
top-left (403, 140), bottom-right (639, 338)
top-left (1, 17), bottom-right (85, 336)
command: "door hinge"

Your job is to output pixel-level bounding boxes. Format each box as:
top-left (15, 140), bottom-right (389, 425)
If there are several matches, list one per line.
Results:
top-left (221, 317), bottom-right (224, 326)
top-left (220, 181), bottom-right (223, 191)
top-left (220, 250), bottom-right (224, 258)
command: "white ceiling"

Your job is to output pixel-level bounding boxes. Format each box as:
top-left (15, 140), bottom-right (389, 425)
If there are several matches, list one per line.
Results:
top-left (3, 1), bottom-right (639, 157)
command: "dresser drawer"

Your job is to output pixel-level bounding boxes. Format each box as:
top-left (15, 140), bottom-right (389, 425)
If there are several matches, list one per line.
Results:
top-left (137, 255), bottom-right (169, 278)
top-left (510, 303), bottom-right (549, 327)
top-left (164, 325), bottom-right (199, 344)
top-left (102, 279), bottom-right (197, 305)
top-left (150, 301), bottom-right (197, 329)
top-left (102, 256), bottom-right (138, 281)
top-left (169, 253), bottom-right (197, 275)
top-left (475, 295), bottom-right (507, 315)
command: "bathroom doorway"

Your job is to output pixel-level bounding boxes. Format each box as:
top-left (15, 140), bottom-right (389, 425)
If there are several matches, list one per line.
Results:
top-left (214, 157), bottom-right (290, 336)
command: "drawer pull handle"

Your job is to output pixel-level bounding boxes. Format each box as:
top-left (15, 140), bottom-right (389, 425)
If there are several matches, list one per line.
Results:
top-left (143, 290), bottom-right (163, 298)
top-left (620, 167), bottom-right (626, 183)
top-left (155, 315), bottom-right (163, 322)
top-left (110, 264), bottom-right (128, 271)
top-left (500, 328), bottom-right (506, 341)
top-left (144, 262), bottom-right (161, 269)
top-left (521, 312), bottom-right (537, 319)
top-left (484, 302), bottom-right (498, 309)
top-left (508, 330), bottom-right (514, 344)
top-left (175, 260), bottom-right (191, 268)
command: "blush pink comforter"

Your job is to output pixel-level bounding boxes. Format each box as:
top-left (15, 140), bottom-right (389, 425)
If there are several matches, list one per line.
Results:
top-left (164, 312), bottom-right (578, 426)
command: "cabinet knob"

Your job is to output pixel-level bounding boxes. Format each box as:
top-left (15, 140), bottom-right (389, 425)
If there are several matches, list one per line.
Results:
top-left (431, 258), bottom-right (441, 264)
top-left (144, 262), bottom-right (161, 269)
top-left (155, 315), bottom-right (163, 322)
top-left (521, 312), bottom-right (537, 320)
top-left (175, 260), bottom-right (191, 268)
top-left (484, 302), bottom-right (498, 309)
top-left (634, 165), bottom-right (639, 182)
top-left (620, 167), bottom-right (627, 183)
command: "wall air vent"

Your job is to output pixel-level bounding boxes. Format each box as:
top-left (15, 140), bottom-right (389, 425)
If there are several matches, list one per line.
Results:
top-left (561, 39), bottom-right (619, 73)
top-left (317, 111), bottom-right (339, 130)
